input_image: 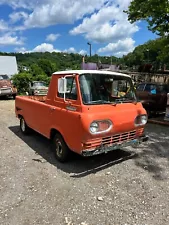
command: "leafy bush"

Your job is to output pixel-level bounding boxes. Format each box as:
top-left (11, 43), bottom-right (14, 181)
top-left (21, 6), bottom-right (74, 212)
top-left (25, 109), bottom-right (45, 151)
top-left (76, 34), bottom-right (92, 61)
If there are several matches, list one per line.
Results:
top-left (11, 72), bottom-right (33, 95)
top-left (11, 72), bottom-right (51, 95)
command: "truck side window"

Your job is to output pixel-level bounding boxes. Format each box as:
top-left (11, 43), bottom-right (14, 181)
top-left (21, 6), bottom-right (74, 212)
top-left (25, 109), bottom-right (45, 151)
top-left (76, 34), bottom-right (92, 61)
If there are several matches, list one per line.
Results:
top-left (58, 77), bottom-right (77, 100)
top-left (137, 84), bottom-right (145, 91)
top-left (157, 85), bottom-right (168, 94)
top-left (145, 84), bottom-right (157, 94)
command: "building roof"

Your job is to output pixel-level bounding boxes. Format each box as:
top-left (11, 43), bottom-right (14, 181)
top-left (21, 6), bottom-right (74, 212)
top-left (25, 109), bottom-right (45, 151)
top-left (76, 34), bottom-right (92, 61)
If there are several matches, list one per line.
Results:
top-left (0, 56), bottom-right (18, 77)
top-left (53, 70), bottom-right (131, 78)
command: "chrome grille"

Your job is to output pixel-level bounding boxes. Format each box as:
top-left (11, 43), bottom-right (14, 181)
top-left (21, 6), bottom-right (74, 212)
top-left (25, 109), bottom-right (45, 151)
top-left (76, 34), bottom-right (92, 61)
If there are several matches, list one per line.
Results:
top-left (0, 88), bottom-right (12, 94)
top-left (83, 128), bottom-right (144, 150)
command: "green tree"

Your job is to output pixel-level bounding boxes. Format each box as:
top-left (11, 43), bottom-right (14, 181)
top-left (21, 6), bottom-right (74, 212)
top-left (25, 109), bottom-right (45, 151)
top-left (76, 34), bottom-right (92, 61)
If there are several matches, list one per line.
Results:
top-left (30, 63), bottom-right (46, 76)
top-left (121, 37), bottom-right (169, 70)
top-left (125, 0), bottom-right (169, 36)
top-left (37, 59), bottom-right (55, 76)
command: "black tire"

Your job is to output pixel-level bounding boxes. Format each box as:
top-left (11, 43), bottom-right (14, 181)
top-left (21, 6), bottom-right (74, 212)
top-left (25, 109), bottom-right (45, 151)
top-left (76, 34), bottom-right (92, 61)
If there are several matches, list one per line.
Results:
top-left (12, 94), bottom-right (16, 99)
top-left (20, 117), bottom-right (31, 135)
top-left (52, 133), bottom-right (71, 163)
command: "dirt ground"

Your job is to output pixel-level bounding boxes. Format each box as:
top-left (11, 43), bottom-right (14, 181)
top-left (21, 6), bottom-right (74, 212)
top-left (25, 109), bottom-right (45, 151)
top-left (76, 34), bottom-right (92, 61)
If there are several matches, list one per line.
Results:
top-left (0, 99), bottom-right (169, 225)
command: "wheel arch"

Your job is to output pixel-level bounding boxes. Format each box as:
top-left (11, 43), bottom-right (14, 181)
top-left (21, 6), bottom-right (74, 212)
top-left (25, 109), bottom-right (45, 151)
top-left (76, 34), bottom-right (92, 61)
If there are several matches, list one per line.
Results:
top-left (50, 128), bottom-right (70, 149)
top-left (50, 128), bottom-right (63, 140)
top-left (18, 114), bottom-right (23, 119)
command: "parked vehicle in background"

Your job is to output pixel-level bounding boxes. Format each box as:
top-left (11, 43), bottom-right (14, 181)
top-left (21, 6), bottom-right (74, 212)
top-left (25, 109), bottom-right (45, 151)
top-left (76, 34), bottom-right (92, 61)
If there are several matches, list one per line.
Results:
top-left (136, 82), bottom-right (169, 116)
top-left (0, 75), bottom-right (17, 99)
top-left (28, 81), bottom-right (48, 95)
top-left (15, 70), bottom-right (148, 163)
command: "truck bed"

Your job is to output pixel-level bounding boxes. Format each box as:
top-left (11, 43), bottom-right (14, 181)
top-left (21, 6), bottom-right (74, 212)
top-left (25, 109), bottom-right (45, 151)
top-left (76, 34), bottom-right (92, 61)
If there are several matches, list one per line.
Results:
top-left (21, 95), bottom-right (47, 102)
top-left (15, 95), bottom-right (52, 138)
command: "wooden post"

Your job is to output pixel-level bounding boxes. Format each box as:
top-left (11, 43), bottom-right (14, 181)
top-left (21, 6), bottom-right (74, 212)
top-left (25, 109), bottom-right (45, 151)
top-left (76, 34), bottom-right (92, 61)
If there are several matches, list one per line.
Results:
top-left (164, 93), bottom-right (169, 121)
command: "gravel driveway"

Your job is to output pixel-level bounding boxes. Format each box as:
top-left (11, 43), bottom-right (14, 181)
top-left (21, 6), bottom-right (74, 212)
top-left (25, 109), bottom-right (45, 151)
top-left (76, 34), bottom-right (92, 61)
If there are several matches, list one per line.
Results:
top-left (0, 99), bottom-right (169, 225)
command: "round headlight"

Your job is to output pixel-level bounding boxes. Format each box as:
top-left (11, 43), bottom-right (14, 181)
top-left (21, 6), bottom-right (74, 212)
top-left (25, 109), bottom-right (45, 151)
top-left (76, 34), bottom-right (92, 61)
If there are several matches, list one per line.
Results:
top-left (140, 115), bottom-right (147, 125)
top-left (90, 122), bottom-right (99, 134)
top-left (134, 115), bottom-right (148, 126)
top-left (89, 120), bottom-right (112, 134)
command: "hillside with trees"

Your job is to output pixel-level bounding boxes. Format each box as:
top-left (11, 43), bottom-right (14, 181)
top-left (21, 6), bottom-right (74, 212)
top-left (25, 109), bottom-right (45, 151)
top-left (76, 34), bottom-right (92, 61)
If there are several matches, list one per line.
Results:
top-left (1, 36), bottom-right (168, 77)
top-left (0, 51), bottom-right (118, 73)
top-left (0, 35), bottom-right (168, 94)
top-left (0, 51), bottom-right (119, 94)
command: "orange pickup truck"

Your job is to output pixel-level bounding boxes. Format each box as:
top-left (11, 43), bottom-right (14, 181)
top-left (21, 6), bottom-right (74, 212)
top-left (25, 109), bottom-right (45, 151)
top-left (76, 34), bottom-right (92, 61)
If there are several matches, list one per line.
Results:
top-left (15, 70), bottom-right (148, 162)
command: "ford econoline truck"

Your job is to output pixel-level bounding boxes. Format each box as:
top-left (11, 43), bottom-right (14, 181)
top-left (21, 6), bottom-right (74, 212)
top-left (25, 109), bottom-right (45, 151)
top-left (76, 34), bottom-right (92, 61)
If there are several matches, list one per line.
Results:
top-left (15, 70), bottom-right (148, 162)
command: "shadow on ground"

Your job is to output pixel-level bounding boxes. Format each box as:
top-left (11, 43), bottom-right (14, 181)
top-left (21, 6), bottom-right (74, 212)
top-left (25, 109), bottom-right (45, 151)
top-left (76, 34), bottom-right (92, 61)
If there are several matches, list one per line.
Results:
top-left (133, 124), bottom-right (169, 180)
top-left (9, 126), bottom-right (136, 178)
top-left (0, 96), bottom-right (14, 100)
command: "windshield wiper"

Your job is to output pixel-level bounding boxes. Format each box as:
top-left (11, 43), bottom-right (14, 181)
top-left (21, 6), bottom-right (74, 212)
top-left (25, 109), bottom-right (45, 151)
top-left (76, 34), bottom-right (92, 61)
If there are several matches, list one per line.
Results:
top-left (115, 97), bottom-right (137, 104)
top-left (85, 100), bottom-right (116, 105)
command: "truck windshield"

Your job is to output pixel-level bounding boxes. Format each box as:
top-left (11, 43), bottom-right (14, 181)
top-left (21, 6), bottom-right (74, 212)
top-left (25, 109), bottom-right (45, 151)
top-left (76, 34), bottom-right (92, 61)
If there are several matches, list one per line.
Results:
top-left (0, 75), bottom-right (9, 80)
top-left (33, 82), bottom-right (47, 87)
top-left (79, 73), bottom-right (136, 105)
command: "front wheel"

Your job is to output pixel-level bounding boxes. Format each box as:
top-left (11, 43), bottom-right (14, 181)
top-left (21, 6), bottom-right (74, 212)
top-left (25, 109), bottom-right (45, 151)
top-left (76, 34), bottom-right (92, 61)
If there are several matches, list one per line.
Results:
top-left (52, 133), bottom-right (71, 163)
top-left (20, 117), bottom-right (31, 135)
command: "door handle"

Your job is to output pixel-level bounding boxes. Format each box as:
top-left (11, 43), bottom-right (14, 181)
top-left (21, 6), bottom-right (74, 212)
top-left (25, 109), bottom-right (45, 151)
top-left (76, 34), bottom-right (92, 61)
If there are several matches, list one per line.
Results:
top-left (50, 107), bottom-right (56, 111)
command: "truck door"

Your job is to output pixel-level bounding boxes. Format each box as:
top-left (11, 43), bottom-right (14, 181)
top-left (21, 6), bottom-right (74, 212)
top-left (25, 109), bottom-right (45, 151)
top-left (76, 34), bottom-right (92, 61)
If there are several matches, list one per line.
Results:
top-left (51, 75), bottom-right (82, 150)
top-left (144, 84), bottom-right (159, 111)
top-left (136, 83), bottom-right (146, 100)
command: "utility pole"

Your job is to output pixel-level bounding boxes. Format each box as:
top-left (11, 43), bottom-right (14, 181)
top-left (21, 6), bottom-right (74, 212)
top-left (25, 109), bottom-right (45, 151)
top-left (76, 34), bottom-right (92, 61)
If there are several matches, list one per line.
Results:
top-left (87, 42), bottom-right (92, 57)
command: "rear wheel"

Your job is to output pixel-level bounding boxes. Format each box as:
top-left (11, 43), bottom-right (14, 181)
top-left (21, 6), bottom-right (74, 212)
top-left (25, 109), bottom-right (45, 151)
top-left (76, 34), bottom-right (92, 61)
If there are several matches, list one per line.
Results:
top-left (52, 133), bottom-right (71, 162)
top-left (20, 117), bottom-right (31, 135)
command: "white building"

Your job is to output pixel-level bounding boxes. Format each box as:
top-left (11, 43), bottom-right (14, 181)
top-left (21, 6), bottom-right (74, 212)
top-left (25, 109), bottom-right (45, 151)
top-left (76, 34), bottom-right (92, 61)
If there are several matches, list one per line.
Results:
top-left (0, 56), bottom-right (18, 78)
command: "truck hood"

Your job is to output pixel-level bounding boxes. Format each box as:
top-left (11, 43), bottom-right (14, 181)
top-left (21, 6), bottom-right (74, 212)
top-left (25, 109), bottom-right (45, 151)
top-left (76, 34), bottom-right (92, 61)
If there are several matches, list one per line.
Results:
top-left (35, 86), bottom-right (48, 90)
top-left (82, 102), bottom-right (146, 135)
top-left (0, 80), bottom-right (12, 88)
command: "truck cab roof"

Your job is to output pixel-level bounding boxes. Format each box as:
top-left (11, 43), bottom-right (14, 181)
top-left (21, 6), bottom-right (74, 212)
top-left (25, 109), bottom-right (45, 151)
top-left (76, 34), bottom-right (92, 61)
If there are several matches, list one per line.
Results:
top-left (52, 70), bottom-right (131, 78)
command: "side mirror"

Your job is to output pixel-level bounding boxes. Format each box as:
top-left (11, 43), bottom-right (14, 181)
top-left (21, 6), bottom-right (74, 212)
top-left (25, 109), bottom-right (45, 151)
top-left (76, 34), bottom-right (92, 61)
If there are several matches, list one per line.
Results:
top-left (58, 77), bottom-right (67, 94)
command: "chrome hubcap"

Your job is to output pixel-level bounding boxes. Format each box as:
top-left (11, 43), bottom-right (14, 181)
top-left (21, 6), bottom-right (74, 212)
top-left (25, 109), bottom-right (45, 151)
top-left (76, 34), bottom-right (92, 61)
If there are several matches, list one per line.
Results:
top-left (55, 139), bottom-right (63, 157)
top-left (21, 119), bottom-right (25, 132)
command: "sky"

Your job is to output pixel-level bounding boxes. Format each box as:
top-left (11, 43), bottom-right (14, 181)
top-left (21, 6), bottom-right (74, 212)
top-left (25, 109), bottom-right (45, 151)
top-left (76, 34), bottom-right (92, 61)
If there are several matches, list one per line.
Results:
top-left (0, 0), bottom-right (158, 57)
